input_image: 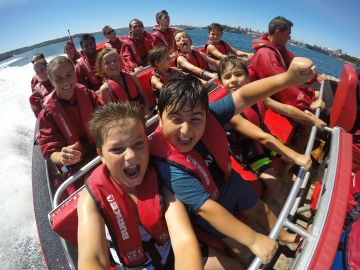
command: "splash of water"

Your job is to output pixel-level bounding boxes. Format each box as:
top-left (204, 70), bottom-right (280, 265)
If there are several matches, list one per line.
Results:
top-left (0, 59), bottom-right (45, 268)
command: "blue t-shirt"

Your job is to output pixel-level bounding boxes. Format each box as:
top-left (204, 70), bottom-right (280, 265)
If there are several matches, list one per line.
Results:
top-left (154, 95), bottom-right (236, 213)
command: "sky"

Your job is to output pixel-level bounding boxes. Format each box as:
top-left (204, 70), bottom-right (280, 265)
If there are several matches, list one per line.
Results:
top-left (0, 0), bottom-right (359, 58)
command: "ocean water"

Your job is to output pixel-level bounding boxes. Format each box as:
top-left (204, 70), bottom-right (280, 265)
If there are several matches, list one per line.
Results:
top-left (0, 29), bottom-right (348, 269)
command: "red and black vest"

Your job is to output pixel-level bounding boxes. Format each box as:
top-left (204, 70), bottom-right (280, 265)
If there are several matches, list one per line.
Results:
top-left (30, 80), bottom-right (54, 117)
top-left (86, 164), bottom-right (169, 267)
top-left (149, 113), bottom-right (231, 200)
top-left (152, 26), bottom-right (176, 51)
top-left (104, 37), bottom-right (124, 54)
top-left (42, 84), bottom-right (95, 153)
top-left (205, 40), bottom-right (229, 58)
top-left (106, 73), bottom-right (141, 102)
top-left (76, 54), bottom-right (101, 87)
top-left (122, 32), bottom-right (154, 66)
top-left (178, 50), bottom-right (209, 71)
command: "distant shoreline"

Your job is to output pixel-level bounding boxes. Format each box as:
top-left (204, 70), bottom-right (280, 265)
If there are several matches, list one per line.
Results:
top-left (1, 25), bottom-right (359, 67)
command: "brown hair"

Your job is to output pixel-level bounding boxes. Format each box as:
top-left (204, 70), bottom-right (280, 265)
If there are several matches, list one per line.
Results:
top-left (47, 56), bottom-right (74, 82)
top-left (95, 48), bottom-right (119, 78)
top-left (217, 55), bottom-right (249, 82)
top-left (155, 10), bottom-right (169, 24)
top-left (88, 101), bottom-right (145, 149)
top-left (172, 30), bottom-right (192, 51)
top-left (148, 45), bottom-right (169, 67)
top-left (208, 23), bottom-right (223, 34)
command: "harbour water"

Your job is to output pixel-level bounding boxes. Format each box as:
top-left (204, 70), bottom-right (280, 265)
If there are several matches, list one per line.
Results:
top-left (0, 28), bottom-right (349, 269)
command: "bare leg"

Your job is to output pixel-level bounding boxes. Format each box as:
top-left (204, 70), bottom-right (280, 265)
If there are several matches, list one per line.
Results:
top-left (242, 200), bottom-right (297, 243)
top-left (204, 245), bottom-right (245, 270)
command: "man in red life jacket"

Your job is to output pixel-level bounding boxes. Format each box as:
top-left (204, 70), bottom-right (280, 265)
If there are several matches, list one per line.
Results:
top-left (249, 16), bottom-right (325, 111)
top-left (120, 19), bottom-right (154, 73)
top-left (30, 53), bottom-right (45, 92)
top-left (152, 10), bottom-right (177, 53)
top-left (75, 34), bottom-right (102, 91)
top-left (101, 25), bottom-right (124, 54)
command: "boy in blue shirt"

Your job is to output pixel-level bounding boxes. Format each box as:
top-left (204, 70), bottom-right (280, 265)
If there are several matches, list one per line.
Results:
top-left (149, 57), bottom-right (316, 264)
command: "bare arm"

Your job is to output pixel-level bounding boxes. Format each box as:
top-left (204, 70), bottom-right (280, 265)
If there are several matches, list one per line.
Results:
top-left (197, 199), bottom-right (277, 263)
top-left (228, 115), bottom-right (312, 170)
top-left (163, 187), bottom-right (202, 270)
top-left (265, 97), bottom-right (326, 130)
top-left (231, 57), bottom-right (315, 115)
top-left (98, 83), bottom-right (112, 104)
top-left (177, 55), bottom-right (217, 80)
top-left (199, 51), bottom-right (220, 68)
top-left (151, 75), bottom-right (163, 91)
top-left (78, 189), bottom-right (110, 270)
top-left (206, 44), bottom-right (226, 60)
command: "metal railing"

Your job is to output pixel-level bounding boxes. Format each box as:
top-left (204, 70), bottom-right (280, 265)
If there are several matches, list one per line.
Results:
top-left (247, 80), bottom-right (334, 269)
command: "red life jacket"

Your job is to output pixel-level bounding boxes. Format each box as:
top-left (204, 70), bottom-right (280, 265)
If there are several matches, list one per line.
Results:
top-left (152, 26), bottom-right (176, 50)
top-left (76, 54), bottom-right (101, 86)
top-left (33, 80), bottom-right (53, 97)
top-left (42, 84), bottom-right (95, 152)
top-left (241, 102), bottom-right (266, 127)
top-left (30, 80), bottom-right (54, 117)
top-left (152, 67), bottom-right (180, 85)
top-left (205, 40), bottom-right (229, 57)
top-left (122, 32), bottom-right (153, 66)
top-left (106, 73), bottom-right (140, 102)
top-left (149, 113), bottom-right (231, 200)
top-left (183, 50), bottom-right (209, 70)
top-left (86, 164), bottom-right (169, 267)
top-left (104, 37), bottom-right (124, 53)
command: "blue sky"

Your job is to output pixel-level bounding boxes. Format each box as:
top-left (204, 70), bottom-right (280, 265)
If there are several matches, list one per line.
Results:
top-left (0, 0), bottom-right (359, 57)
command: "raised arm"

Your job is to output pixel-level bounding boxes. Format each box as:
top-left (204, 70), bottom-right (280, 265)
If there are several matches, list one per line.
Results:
top-left (231, 57), bottom-right (315, 115)
top-left (228, 114), bottom-right (312, 170)
top-left (78, 189), bottom-right (110, 270)
top-left (163, 187), bottom-right (203, 270)
top-left (264, 97), bottom-right (326, 130)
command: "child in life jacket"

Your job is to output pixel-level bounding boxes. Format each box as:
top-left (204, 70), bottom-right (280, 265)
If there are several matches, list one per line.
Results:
top-left (149, 57), bottom-right (316, 265)
top-left (216, 56), bottom-right (326, 201)
top-left (29, 59), bottom-right (54, 117)
top-left (173, 30), bottom-right (219, 81)
top-left (30, 53), bottom-right (45, 92)
top-left (206, 23), bottom-right (253, 61)
top-left (37, 56), bottom-right (102, 191)
top-left (77, 101), bottom-right (238, 269)
top-left (95, 48), bottom-right (147, 108)
top-left (148, 45), bottom-right (182, 92)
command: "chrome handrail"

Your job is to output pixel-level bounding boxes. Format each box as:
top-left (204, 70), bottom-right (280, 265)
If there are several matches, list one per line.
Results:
top-left (248, 80), bottom-right (327, 269)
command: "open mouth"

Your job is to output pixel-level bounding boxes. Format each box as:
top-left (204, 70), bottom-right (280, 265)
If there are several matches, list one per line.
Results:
top-left (123, 165), bottom-right (140, 179)
top-left (177, 136), bottom-right (192, 147)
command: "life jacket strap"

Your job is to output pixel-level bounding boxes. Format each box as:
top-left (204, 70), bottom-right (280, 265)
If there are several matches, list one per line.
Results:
top-left (249, 157), bottom-right (272, 172)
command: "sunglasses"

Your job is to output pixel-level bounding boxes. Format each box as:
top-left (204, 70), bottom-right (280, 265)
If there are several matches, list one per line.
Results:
top-left (106, 29), bottom-right (115, 35)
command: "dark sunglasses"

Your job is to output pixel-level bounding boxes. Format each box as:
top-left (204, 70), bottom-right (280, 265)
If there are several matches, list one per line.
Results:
top-left (106, 29), bottom-right (115, 35)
